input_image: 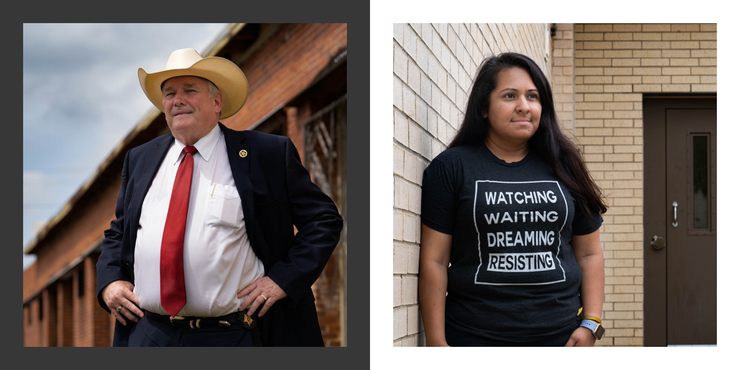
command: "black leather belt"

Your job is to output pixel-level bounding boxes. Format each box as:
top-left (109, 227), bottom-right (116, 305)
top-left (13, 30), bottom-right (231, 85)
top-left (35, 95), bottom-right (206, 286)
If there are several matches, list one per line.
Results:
top-left (144, 310), bottom-right (256, 330)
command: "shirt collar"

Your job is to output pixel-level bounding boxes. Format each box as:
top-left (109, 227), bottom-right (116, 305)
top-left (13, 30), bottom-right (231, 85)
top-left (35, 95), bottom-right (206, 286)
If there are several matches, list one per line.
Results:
top-left (172, 124), bottom-right (221, 164)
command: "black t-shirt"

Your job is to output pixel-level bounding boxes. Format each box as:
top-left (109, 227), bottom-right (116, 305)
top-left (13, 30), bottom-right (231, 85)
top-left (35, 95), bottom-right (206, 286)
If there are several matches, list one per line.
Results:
top-left (421, 143), bottom-right (602, 345)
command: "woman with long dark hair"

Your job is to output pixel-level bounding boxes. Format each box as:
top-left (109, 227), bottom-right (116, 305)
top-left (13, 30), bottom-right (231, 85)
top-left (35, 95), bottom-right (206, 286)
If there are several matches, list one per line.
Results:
top-left (419, 53), bottom-right (607, 346)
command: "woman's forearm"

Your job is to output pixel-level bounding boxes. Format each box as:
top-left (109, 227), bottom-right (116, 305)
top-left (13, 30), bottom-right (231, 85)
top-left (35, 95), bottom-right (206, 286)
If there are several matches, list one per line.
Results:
top-left (418, 224), bottom-right (452, 346)
top-left (573, 231), bottom-right (605, 319)
top-left (419, 259), bottom-right (449, 346)
top-left (578, 253), bottom-right (605, 318)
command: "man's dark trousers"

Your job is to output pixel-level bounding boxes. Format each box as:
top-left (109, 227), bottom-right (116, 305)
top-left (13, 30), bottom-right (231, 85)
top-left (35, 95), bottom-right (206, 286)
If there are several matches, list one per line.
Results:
top-left (125, 316), bottom-right (262, 347)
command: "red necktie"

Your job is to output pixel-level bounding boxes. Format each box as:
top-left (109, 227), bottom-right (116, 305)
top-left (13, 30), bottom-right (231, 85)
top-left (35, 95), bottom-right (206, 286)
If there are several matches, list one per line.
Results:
top-left (160, 145), bottom-right (197, 317)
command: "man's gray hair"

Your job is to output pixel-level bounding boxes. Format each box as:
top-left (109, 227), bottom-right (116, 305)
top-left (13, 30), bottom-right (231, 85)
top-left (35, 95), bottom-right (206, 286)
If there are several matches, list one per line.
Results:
top-left (204, 79), bottom-right (220, 98)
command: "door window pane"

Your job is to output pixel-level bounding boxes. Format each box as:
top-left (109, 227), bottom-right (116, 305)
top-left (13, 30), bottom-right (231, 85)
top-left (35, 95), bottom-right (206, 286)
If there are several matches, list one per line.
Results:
top-left (693, 135), bottom-right (709, 229)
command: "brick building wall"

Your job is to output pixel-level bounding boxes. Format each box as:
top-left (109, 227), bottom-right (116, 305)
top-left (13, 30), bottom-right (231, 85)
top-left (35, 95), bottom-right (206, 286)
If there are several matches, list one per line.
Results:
top-left (226, 23), bottom-right (347, 134)
top-left (23, 259), bottom-right (110, 347)
top-left (23, 180), bottom-right (120, 303)
top-left (573, 23), bottom-right (717, 346)
top-left (56, 279), bottom-right (74, 347)
top-left (23, 286), bottom-right (40, 347)
top-left (552, 24), bottom-right (576, 136)
top-left (392, 23), bottom-right (553, 346)
top-left (23, 175), bottom-right (119, 347)
top-left (41, 287), bottom-right (56, 346)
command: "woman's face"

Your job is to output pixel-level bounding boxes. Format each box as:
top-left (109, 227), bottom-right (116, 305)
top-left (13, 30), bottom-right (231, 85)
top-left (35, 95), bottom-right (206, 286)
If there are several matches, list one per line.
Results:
top-left (483, 67), bottom-right (541, 147)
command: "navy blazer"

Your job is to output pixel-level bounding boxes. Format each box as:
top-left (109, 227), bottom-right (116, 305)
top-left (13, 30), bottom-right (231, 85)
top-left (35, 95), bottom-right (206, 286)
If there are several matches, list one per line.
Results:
top-left (96, 123), bottom-right (343, 346)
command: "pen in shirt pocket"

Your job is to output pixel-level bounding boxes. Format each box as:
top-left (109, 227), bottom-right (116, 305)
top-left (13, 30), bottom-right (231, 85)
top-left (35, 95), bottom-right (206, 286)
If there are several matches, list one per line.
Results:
top-left (211, 183), bottom-right (217, 196)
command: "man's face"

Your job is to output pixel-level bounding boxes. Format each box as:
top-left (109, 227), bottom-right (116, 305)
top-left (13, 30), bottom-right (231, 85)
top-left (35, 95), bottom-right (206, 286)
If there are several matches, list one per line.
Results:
top-left (162, 76), bottom-right (222, 145)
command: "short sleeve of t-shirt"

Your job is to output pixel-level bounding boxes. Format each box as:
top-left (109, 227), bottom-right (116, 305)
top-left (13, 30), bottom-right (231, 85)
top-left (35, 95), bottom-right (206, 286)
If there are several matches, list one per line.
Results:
top-left (571, 203), bottom-right (603, 235)
top-left (421, 155), bottom-right (457, 235)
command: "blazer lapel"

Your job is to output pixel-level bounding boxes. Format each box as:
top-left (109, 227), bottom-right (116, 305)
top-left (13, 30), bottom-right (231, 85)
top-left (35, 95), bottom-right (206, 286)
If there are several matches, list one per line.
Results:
top-left (220, 123), bottom-right (261, 261)
top-left (128, 135), bottom-right (173, 245)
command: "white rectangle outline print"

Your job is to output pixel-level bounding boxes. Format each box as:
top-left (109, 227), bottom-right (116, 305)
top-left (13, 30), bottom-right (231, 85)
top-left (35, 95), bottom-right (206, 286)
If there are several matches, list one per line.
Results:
top-left (473, 180), bottom-right (568, 285)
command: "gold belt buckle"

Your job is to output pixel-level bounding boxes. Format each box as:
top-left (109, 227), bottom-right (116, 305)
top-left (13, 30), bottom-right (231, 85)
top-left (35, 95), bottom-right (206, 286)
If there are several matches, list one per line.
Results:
top-left (169, 315), bottom-right (185, 327)
top-left (170, 315), bottom-right (202, 329)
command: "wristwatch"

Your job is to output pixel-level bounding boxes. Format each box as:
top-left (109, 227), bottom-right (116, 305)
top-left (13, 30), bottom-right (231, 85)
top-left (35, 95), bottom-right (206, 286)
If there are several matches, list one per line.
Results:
top-left (580, 319), bottom-right (605, 340)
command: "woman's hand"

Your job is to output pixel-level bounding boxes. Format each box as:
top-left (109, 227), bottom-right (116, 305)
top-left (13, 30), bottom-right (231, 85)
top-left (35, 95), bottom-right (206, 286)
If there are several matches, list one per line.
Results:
top-left (565, 327), bottom-right (596, 347)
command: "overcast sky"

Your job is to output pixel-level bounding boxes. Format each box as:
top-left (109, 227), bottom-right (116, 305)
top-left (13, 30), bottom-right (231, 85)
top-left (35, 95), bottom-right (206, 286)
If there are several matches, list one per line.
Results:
top-left (23, 23), bottom-right (229, 268)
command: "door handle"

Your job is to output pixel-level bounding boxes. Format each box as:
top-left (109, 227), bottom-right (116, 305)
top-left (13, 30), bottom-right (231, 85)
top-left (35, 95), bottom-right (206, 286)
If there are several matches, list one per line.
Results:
top-left (651, 235), bottom-right (666, 250)
top-left (672, 201), bottom-right (678, 228)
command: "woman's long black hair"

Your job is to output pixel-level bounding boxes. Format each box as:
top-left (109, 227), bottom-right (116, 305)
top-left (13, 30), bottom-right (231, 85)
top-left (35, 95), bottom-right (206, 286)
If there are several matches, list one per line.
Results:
top-left (450, 52), bottom-right (608, 217)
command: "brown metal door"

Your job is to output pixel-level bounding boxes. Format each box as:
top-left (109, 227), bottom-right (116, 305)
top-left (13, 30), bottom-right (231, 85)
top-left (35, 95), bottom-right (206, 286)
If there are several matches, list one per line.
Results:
top-left (644, 97), bottom-right (716, 346)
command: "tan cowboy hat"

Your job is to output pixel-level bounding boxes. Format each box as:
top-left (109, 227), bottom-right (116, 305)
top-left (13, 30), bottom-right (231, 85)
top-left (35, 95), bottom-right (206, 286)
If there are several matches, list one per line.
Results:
top-left (138, 48), bottom-right (248, 119)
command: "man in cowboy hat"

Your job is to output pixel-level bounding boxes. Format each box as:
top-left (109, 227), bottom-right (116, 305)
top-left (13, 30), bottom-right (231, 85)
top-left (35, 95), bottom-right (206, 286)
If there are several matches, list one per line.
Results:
top-left (96, 48), bottom-right (343, 346)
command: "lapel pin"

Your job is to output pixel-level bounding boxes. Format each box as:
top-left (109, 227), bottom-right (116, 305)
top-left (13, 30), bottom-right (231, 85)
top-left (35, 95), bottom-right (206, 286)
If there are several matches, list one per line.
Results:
top-left (239, 149), bottom-right (248, 158)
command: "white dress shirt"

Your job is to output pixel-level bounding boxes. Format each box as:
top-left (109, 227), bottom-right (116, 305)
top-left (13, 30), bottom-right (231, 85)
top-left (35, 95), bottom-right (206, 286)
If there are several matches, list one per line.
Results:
top-left (134, 124), bottom-right (265, 317)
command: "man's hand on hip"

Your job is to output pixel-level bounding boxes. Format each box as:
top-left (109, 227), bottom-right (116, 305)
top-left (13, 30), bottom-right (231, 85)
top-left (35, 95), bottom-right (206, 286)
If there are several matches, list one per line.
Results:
top-left (237, 277), bottom-right (287, 317)
top-left (102, 280), bottom-right (144, 325)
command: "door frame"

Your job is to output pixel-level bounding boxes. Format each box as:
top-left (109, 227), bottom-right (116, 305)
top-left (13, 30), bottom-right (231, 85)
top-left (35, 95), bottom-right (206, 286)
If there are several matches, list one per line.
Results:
top-left (643, 95), bottom-right (717, 346)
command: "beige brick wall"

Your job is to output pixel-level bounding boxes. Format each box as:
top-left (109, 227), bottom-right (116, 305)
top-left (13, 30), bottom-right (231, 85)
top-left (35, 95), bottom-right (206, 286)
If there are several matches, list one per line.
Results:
top-left (552, 23), bottom-right (576, 136)
top-left (393, 23), bottom-right (553, 346)
top-left (574, 23), bottom-right (717, 347)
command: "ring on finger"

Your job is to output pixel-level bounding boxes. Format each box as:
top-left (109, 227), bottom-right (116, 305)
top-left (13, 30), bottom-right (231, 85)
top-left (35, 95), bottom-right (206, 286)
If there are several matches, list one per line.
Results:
top-left (260, 294), bottom-right (268, 302)
top-left (116, 306), bottom-right (123, 313)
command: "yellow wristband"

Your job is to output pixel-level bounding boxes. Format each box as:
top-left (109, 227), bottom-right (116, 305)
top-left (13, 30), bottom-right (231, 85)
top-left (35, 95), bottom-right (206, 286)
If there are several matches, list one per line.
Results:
top-left (576, 308), bottom-right (603, 325)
